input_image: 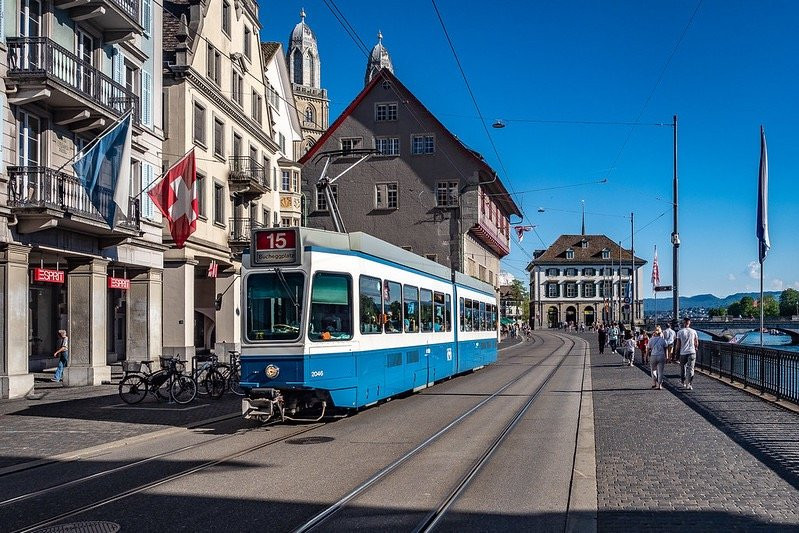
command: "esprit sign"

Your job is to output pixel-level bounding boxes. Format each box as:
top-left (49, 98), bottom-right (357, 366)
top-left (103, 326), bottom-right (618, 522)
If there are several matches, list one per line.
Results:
top-left (107, 277), bottom-right (131, 290)
top-left (252, 228), bottom-right (300, 266)
top-left (33, 268), bottom-right (65, 284)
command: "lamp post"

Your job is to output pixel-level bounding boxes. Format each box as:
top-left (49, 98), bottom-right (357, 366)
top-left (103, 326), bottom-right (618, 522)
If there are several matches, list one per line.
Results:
top-left (671, 114), bottom-right (680, 324)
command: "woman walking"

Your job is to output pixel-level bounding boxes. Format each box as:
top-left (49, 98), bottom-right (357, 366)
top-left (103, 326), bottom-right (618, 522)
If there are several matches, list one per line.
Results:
top-left (647, 326), bottom-right (667, 389)
top-left (622, 330), bottom-right (636, 366)
top-left (637, 328), bottom-right (650, 365)
top-left (597, 324), bottom-right (607, 354)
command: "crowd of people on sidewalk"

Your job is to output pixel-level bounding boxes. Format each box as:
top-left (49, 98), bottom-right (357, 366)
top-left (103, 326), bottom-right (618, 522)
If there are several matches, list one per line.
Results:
top-left (594, 318), bottom-right (699, 390)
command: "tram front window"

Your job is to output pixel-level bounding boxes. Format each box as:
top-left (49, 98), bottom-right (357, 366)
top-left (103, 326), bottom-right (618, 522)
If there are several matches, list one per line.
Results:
top-left (246, 272), bottom-right (304, 341)
top-left (309, 272), bottom-right (353, 341)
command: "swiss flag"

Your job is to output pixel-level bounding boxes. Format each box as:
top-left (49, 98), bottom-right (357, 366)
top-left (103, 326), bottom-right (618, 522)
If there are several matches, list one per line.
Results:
top-left (147, 150), bottom-right (198, 249)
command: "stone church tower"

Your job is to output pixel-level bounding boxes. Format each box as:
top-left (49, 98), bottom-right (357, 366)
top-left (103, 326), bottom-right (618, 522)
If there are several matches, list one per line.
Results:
top-left (365, 31), bottom-right (394, 86)
top-left (288, 9), bottom-right (329, 155)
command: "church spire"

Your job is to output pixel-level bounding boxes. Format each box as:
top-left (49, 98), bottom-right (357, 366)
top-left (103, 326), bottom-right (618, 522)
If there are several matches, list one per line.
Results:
top-left (365, 30), bottom-right (394, 86)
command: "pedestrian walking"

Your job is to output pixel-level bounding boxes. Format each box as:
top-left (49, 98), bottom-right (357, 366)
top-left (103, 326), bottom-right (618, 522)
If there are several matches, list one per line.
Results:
top-left (52, 329), bottom-right (69, 382)
top-left (663, 321), bottom-right (676, 362)
top-left (647, 326), bottom-right (667, 389)
top-left (622, 330), bottom-right (635, 366)
top-left (675, 317), bottom-right (699, 389)
top-left (637, 328), bottom-right (650, 365)
top-left (608, 322), bottom-right (620, 352)
top-left (597, 324), bottom-right (607, 354)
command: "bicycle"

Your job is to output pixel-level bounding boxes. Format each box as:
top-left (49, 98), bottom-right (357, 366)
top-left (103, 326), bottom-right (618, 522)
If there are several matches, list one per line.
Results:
top-left (217, 350), bottom-right (244, 396)
top-left (118, 357), bottom-right (198, 405)
top-left (191, 354), bottom-right (227, 399)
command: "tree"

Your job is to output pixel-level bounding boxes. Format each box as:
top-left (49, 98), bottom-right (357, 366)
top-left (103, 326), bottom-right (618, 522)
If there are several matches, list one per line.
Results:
top-left (779, 288), bottom-right (799, 317)
top-left (763, 295), bottom-right (779, 317)
top-left (728, 302), bottom-right (742, 317)
top-left (739, 296), bottom-right (756, 318)
top-left (708, 307), bottom-right (727, 318)
top-left (508, 279), bottom-right (530, 321)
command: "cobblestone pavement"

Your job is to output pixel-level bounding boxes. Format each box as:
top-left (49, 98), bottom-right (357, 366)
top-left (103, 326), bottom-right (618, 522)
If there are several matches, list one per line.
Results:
top-left (570, 331), bottom-right (799, 532)
top-left (0, 382), bottom-right (241, 471)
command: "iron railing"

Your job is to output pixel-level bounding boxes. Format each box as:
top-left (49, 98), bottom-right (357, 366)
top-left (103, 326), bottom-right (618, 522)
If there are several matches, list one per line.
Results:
top-left (108, 0), bottom-right (140, 21)
top-left (7, 37), bottom-right (139, 123)
top-left (229, 217), bottom-right (264, 242)
top-left (8, 166), bottom-right (140, 229)
top-left (228, 156), bottom-right (269, 189)
top-left (697, 340), bottom-right (799, 404)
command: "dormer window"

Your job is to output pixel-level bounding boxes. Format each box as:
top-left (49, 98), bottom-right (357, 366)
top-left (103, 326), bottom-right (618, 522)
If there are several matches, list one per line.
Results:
top-left (601, 248), bottom-right (610, 259)
top-left (581, 239), bottom-right (589, 248)
top-left (565, 248), bottom-right (574, 259)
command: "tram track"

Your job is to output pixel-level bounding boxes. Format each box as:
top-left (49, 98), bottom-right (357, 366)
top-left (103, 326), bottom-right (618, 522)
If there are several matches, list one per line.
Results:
top-left (293, 332), bottom-right (579, 532)
top-left (9, 421), bottom-right (326, 533)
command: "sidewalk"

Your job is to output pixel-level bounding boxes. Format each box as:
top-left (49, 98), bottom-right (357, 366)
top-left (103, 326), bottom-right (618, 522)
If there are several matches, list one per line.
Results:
top-left (572, 331), bottom-right (799, 530)
top-left (0, 382), bottom-right (241, 472)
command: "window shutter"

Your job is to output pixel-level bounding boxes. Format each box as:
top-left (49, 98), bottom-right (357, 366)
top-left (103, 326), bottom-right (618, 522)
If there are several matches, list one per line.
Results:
top-left (0, 0), bottom-right (5, 41)
top-left (142, 70), bottom-right (152, 126)
top-left (141, 163), bottom-right (156, 219)
top-left (112, 48), bottom-right (124, 84)
top-left (142, 0), bottom-right (152, 34)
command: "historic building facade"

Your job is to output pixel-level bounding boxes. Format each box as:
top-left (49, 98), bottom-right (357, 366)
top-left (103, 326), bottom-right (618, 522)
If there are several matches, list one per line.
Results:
top-left (162, 0), bottom-right (281, 357)
top-left (527, 234), bottom-right (646, 329)
top-left (0, 0), bottom-right (164, 397)
top-left (299, 67), bottom-right (520, 287)
top-left (286, 9), bottom-right (328, 156)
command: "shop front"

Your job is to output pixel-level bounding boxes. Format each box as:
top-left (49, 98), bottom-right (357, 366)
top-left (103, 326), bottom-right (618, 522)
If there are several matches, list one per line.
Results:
top-left (28, 266), bottom-right (68, 372)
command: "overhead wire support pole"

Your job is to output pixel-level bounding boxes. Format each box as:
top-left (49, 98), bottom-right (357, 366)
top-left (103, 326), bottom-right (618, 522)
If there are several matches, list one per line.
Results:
top-left (672, 114), bottom-right (679, 325)
top-left (630, 211), bottom-right (635, 332)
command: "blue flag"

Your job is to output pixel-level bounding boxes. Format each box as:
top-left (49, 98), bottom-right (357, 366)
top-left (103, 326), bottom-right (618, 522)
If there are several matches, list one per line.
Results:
top-left (73, 114), bottom-right (132, 228)
top-left (756, 126), bottom-right (769, 263)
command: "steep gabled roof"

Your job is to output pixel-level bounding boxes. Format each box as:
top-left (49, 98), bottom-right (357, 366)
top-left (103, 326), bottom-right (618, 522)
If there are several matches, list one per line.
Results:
top-left (298, 68), bottom-right (521, 217)
top-left (529, 234), bottom-right (647, 267)
top-left (261, 42), bottom-right (281, 63)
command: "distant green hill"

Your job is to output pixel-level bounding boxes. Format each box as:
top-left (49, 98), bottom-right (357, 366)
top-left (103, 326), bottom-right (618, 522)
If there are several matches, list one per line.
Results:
top-left (643, 291), bottom-right (782, 313)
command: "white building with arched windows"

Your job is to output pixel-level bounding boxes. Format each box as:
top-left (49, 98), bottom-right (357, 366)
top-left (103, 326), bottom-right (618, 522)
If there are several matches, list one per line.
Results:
top-left (526, 234), bottom-right (646, 329)
top-left (286, 9), bottom-right (329, 155)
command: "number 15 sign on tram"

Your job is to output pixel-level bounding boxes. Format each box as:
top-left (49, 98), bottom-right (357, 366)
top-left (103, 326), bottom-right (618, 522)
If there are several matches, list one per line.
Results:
top-left (252, 228), bottom-right (301, 266)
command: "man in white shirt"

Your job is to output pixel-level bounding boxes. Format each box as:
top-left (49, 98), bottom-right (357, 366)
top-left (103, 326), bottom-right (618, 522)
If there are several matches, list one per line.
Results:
top-left (662, 322), bottom-right (677, 363)
top-left (608, 323), bottom-right (620, 352)
top-left (675, 317), bottom-right (699, 389)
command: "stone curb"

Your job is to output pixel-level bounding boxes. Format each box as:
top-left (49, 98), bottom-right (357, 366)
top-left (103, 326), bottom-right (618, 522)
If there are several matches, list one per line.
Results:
top-left (0, 411), bottom-right (240, 477)
top-left (566, 338), bottom-right (598, 533)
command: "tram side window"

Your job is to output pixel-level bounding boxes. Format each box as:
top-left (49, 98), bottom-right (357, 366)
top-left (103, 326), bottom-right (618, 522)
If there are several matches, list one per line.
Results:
top-left (480, 302), bottom-right (486, 331)
top-left (459, 297), bottom-right (465, 332)
top-left (490, 304), bottom-right (497, 330)
top-left (359, 275), bottom-right (382, 334)
top-left (384, 280), bottom-right (402, 333)
top-left (464, 299), bottom-right (473, 332)
top-left (309, 272), bottom-right (352, 341)
top-left (420, 289), bottom-right (433, 332)
top-left (404, 285), bottom-right (419, 332)
top-left (433, 292), bottom-right (445, 332)
top-left (445, 294), bottom-right (452, 332)
top-left (472, 300), bottom-right (480, 331)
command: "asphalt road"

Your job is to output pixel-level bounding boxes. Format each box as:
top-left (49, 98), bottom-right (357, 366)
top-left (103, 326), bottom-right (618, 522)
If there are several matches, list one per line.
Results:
top-left (0, 332), bottom-right (593, 533)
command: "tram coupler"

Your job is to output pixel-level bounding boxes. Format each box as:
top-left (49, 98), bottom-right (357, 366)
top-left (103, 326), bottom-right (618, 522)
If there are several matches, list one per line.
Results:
top-left (242, 388), bottom-right (284, 422)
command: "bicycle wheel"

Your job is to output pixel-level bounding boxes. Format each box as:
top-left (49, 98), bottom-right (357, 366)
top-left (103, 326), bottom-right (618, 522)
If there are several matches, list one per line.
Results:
top-left (170, 375), bottom-right (197, 404)
top-left (203, 369), bottom-right (226, 399)
top-left (119, 375), bottom-right (147, 404)
top-left (228, 367), bottom-right (245, 396)
top-left (151, 371), bottom-right (170, 401)
top-left (194, 367), bottom-right (210, 396)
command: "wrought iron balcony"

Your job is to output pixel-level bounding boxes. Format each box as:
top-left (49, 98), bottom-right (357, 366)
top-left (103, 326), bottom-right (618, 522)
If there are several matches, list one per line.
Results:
top-left (52, 0), bottom-right (142, 38)
top-left (7, 166), bottom-right (140, 237)
top-left (228, 217), bottom-right (264, 255)
top-left (228, 156), bottom-right (269, 200)
top-left (6, 37), bottom-right (139, 131)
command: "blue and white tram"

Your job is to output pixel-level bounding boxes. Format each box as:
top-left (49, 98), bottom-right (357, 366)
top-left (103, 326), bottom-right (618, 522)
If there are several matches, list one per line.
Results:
top-left (239, 227), bottom-right (499, 422)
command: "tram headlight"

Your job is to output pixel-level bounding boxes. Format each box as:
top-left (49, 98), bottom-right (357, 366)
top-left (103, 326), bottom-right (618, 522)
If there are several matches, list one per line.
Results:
top-left (264, 364), bottom-right (280, 379)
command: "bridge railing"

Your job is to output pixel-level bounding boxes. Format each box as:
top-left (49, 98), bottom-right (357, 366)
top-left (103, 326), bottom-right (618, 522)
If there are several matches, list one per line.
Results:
top-left (697, 341), bottom-right (799, 404)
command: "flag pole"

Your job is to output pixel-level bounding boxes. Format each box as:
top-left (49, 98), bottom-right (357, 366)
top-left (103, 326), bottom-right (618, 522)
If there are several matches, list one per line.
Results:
top-left (760, 258), bottom-right (764, 347)
top-left (54, 109), bottom-right (134, 175)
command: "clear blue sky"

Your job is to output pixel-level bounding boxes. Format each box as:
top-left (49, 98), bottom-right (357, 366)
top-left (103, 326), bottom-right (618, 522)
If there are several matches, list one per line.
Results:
top-left (260, 0), bottom-right (799, 298)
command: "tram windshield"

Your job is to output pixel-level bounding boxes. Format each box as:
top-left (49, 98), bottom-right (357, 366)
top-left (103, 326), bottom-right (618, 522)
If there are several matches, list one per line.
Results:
top-left (246, 272), bottom-right (304, 341)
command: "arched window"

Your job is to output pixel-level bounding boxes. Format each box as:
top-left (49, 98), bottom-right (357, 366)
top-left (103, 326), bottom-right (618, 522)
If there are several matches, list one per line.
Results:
top-left (305, 106), bottom-right (314, 124)
top-left (305, 51), bottom-right (315, 87)
top-left (292, 49), bottom-right (303, 84)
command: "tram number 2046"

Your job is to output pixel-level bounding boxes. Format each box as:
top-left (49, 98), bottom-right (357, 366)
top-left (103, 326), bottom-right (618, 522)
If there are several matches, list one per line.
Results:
top-left (310, 370), bottom-right (325, 378)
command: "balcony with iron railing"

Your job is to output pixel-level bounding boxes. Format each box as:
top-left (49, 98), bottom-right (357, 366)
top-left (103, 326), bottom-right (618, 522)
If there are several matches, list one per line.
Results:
top-left (228, 156), bottom-right (269, 200)
top-left (228, 217), bottom-right (264, 255)
top-left (6, 37), bottom-right (139, 130)
top-left (52, 0), bottom-right (142, 36)
top-left (7, 166), bottom-right (140, 238)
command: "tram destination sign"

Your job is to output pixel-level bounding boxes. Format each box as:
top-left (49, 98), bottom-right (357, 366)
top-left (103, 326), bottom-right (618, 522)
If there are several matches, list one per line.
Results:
top-left (252, 228), bottom-right (301, 266)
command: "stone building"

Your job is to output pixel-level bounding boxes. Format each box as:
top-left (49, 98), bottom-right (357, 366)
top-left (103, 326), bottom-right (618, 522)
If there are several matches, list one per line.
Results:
top-left (299, 67), bottom-right (520, 287)
top-left (0, 0), bottom-right (164, 397)
top-left (162, 0), bottom-right (281, 356)
top-left (287, 9), bottom-right (328, 156)
top-left (527, 234), bottom-right (646, 329)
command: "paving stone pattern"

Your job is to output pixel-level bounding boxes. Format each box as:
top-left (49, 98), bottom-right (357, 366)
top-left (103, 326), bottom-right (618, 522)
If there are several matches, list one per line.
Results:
top-left (575, 331), bottom-right (799, 532)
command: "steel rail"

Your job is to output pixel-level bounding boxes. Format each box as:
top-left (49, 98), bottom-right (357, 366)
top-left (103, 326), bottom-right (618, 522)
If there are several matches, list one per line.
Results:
top-left (293, 333), bottom-right (573, 533)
